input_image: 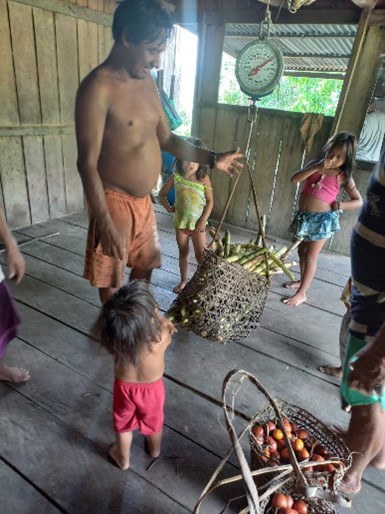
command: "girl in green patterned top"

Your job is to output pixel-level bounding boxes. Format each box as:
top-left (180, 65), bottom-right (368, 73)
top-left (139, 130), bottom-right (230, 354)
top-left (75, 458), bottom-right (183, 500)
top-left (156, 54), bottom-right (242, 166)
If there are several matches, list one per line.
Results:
top-left (159, 138), bottom-right (213, 293)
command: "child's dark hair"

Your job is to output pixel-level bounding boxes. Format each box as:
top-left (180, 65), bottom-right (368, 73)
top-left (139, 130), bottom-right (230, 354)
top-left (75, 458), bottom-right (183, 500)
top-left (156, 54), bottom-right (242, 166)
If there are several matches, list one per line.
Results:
top-left (112, 0), bottom-right (173, 45)
top-left (96, 281), bottom-right (162, 367)
top-left (319, 131), bottom-right (357, 183)
top-left (174, 137), bottom-right (209, 180)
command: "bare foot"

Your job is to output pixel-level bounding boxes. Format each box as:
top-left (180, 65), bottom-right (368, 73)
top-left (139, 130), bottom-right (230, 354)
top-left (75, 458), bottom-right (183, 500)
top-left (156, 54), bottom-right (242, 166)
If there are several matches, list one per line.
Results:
top-left (0, 364), bottom-right (30, 383)
top-left (283, 281), bottom-right (301, 289)
top-left (339, 474), bottom-right (361, 494)
top-left (282, 292), bottom-right (307, 306)
top-left (109, 443), bottom-right (129, 470)
top-left (318, 365), bottom-right (342, 378)
top-left (173, 281), bottom-right (187, 294)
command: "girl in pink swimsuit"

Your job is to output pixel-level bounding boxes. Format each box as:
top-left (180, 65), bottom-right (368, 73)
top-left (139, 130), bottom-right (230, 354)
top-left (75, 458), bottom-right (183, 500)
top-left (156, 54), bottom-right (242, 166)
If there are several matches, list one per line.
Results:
top-left (283, 132), bottom-right (363, 307)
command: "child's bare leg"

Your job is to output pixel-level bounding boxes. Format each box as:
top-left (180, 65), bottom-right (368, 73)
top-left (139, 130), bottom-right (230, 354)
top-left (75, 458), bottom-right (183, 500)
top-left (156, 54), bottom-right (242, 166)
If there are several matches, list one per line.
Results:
top-left (370, 438), bottom-right (385, 469)
top-left (174, 230), bottom-right (189, 293)
top-left (284, 242), bottom-right (306, 289)
top-left (130, 269), bottom-right (152, 282)
top-left (191, 230), bottom-right (207, 263)
top-left (109, 431), bottom-right (133, 470)
top-left (0, 360), bottom-right (30, 382)
top-left (283, 239), bottom-right (325, 307)
top-left (340, 404), bottom-right (385, 494)
top-left (145, 429), bottom-right (163, 458)
top-left (99, 286), bottom-right (120, 304)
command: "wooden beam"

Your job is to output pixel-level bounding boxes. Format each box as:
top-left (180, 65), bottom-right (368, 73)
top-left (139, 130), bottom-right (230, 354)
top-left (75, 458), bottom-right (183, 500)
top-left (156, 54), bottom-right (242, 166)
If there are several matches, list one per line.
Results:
top-left (284, 71), bottom-right (345, 79)
top-left (191, 12), bottom-right (225, 135)
top-left (332, 10), bottom-right (385, 136)
top-left (283, 53), bottom-right (351, 59)
top-left (10, 0), bottom-right (112, 26)
top-left (369, 8), bottom-right (385, 25)
top-left (0, 125), bottom-right (74, 137)
top-left (175, 8), bottom-right (361, 26)
top-left (225, 33), bottom-right (356, 39)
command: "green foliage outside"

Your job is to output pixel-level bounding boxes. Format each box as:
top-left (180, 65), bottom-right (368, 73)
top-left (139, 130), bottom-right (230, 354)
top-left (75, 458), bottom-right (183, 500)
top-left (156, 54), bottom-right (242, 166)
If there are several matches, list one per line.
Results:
top-left (218, 54), bottom-right (343, 116)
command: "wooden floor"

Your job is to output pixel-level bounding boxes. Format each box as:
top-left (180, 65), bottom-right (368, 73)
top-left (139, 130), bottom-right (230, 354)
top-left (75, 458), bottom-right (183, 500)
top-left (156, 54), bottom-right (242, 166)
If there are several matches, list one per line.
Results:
top-left (1, 205), bottom-right (384, 514)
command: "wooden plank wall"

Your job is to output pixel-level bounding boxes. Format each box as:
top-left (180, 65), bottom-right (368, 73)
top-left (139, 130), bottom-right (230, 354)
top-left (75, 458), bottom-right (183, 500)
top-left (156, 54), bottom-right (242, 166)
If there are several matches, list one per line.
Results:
top-left (0, 0), bottom-right (114, 229)
top-left (200, 103), bottom-right (371, 255)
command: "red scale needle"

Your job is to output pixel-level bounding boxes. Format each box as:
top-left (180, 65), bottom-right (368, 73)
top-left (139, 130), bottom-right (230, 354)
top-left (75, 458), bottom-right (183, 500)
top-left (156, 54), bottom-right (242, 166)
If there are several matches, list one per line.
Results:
top-left (248, 58), bottom-right (273, 77)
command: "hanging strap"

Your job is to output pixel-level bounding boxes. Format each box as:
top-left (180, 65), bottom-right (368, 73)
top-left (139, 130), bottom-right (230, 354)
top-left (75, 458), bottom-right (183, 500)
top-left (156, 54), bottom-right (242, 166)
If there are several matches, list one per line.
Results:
top-left (211, 100), bottom-right (270, 276)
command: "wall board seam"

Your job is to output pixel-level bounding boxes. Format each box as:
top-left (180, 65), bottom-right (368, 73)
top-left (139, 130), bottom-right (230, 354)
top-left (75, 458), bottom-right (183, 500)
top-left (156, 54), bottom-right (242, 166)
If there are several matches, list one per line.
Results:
top-left (0, 126), bottom-right (75, 136)
top-left (9, 0), bottom-right (112, 26)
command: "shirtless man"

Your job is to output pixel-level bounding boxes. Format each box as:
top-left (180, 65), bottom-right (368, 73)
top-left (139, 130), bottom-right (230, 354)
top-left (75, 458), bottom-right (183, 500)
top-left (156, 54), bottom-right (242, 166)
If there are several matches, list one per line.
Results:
top-left (75, 0), bottom-right (243, 303)
top-left (339, 146), bottom-right (385, 494)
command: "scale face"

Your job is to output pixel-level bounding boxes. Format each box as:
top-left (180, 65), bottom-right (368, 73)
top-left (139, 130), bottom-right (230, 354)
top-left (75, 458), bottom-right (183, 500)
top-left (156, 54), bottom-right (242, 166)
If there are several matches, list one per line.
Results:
top-left (235, 39), bottom-right (284, 99)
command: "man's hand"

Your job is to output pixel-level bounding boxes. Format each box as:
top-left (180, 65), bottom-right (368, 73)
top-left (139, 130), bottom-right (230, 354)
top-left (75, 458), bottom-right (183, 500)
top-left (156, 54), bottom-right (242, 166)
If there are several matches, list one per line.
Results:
top-left (215, 147), bottom-right (244, 177)
top-left (7, 245), bottom-right (26, 284)
top-left (349, 344), bottom-right (385, 396)
top-left (97, 218), bottom-right (126, 260)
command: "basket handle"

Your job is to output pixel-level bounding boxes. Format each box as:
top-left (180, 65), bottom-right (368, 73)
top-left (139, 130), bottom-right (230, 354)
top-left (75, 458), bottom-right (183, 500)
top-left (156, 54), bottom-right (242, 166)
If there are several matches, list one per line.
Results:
top-left (222, 373), bottom-right (262, 514)
top-left (223, 370), bottom-right (308, 489)
top-left (211, 102), bottom-right (268, 255)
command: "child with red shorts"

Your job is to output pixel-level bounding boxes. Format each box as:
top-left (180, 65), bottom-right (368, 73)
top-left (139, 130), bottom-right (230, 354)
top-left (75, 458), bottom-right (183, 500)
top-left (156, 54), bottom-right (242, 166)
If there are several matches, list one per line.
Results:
top-left (96, 280), bottom-right (176, 469)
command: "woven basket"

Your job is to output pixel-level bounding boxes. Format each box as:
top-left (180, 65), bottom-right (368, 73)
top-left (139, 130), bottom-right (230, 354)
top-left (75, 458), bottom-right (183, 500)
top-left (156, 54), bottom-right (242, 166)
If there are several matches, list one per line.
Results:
top-left (250, 398), bottom-right (351, 514)
top-left (167, 249), bottom-right (270, 343)
top-left (250, 399), bottom-right (350, 490)
top-left (194, 371), bottom-right (351, 514)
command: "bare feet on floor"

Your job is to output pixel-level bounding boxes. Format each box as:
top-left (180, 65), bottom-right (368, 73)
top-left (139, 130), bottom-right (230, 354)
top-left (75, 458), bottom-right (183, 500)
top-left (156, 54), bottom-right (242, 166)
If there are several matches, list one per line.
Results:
top-left (318, 365), bottom-right (343, 378)
top-left (282, 292), bottom-right (307, 306)
top-left (0, 364), bottom-right (30, 383)
top-left (173, 281), bottom-right (187, 294)
top-left (109, 444), bottom-right (129, 470)
top-left (283, 280), bottom-right (301, 289)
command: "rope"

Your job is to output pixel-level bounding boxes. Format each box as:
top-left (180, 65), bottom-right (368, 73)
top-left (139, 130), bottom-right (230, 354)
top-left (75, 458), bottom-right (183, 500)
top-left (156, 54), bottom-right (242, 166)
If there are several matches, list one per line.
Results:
top-left (211, 99), bottom-right (270, 277)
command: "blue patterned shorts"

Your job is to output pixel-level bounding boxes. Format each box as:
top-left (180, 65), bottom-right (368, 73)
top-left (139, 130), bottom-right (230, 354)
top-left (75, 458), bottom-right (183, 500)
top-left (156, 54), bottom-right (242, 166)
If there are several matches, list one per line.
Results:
top-left (288, 210), bottom-right (341, 242)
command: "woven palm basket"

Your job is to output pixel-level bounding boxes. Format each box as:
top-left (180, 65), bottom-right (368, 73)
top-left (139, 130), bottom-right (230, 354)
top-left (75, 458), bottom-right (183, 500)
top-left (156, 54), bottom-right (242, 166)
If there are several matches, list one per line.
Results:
top-left (167, 249), bottom-right (270, 343)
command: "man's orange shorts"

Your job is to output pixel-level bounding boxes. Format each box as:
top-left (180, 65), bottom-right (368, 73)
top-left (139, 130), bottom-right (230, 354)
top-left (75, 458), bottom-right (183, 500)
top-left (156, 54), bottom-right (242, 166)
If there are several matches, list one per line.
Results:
top-left (83, 188), bottom-right (161, 288)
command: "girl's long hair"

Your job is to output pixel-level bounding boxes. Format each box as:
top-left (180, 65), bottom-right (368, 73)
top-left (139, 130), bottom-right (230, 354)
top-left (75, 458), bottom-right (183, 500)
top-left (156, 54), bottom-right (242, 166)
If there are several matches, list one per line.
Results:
top-left (319, 132), bottom-right (357, 184)
top-left (96, 281), bottom-right (162, 368)
top-left (174, 137), bottom-right (209, 180)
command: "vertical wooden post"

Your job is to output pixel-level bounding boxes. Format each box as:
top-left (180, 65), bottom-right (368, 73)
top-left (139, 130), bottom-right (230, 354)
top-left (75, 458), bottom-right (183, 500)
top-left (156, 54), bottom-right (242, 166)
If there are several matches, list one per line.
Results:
top-left (192, 11), bottom-right (225, 136)
top-left (332, 10), bottom-right (385, 137)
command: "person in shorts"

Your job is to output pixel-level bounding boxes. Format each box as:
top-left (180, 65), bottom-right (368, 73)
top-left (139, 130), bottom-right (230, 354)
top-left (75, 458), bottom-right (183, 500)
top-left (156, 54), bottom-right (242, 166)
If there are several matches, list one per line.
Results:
top-left (0, 208), bottom-right (29, 382)
top-left (95, 281), bottom-right (176, 469)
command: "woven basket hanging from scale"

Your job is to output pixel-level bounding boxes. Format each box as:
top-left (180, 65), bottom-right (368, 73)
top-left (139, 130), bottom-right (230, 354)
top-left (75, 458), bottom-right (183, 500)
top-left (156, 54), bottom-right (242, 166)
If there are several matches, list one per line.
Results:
top-left (166, 103), bottom-right (275, 343)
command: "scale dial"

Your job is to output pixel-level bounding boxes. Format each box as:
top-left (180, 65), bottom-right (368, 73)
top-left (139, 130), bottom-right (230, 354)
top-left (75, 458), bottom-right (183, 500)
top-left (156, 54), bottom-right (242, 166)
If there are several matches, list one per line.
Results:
top-left (235, 39), bottom-right (284, 99)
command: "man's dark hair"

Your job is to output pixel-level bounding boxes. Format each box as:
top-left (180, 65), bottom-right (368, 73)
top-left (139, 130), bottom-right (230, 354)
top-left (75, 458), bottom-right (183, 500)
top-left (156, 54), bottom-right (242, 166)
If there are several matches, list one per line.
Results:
top-left (96, 281), bottom-right (162, 367)
top-left (112, 0), bottom-right (173, 45)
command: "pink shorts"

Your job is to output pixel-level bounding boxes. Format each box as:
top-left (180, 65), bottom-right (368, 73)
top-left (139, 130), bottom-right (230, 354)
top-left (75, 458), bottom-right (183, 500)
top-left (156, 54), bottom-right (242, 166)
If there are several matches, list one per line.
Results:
top-left (113, 377), bottom-right (165, 435)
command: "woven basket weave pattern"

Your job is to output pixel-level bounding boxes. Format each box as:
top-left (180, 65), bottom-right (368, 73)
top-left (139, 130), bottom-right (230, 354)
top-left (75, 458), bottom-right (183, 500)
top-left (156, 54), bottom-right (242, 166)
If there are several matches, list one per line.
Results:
top-left (251, 399), bottom-right (351, 514)
top-left (169, 249), bottom-right (269, 343)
